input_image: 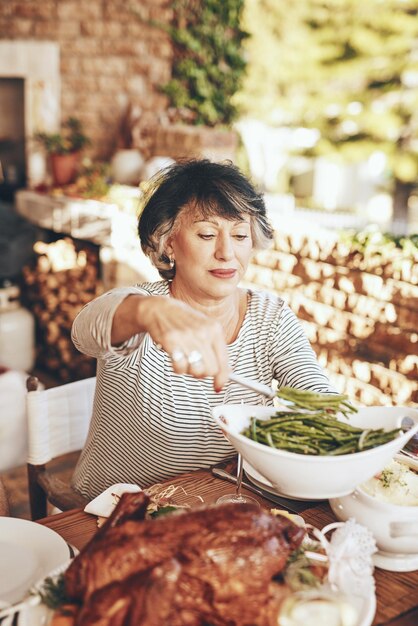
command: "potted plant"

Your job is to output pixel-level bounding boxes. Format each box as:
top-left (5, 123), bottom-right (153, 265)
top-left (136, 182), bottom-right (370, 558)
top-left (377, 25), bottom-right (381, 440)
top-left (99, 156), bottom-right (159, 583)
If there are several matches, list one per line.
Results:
top-left (131, 0), bottom-right (246, 163)
top-left (35, 117), bottom-right (91, 186)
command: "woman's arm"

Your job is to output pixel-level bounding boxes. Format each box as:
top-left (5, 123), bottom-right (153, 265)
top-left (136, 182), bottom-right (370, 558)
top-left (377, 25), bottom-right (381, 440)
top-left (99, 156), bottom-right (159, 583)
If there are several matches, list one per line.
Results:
top-left (112, 294), bottom-right (230, 390)
top-left (72, 288), bottom-right (230, 390)
top-left (71, 287), bottom-right (150, 359)
top-left (271, 305), bottom-right (336, 393)
top-left (110, 294), bottom-right (163, 345)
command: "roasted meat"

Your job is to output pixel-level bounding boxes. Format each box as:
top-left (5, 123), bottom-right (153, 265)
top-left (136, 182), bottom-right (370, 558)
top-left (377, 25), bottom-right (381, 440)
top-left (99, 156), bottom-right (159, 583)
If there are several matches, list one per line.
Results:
top-left (65, 492), bottom-right (305, 626)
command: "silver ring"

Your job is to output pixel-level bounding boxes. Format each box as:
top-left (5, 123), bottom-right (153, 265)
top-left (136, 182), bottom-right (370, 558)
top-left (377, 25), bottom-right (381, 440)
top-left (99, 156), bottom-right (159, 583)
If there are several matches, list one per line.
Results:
top-left (171, 348), bottom-right (186, 363)
top-left (187, 350), bottom-right (203, 366)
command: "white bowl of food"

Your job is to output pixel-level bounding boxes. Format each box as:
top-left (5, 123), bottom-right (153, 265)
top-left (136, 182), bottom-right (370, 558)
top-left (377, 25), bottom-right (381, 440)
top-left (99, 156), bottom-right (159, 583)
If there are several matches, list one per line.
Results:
top-left (212, 404), bottom-right (418, 500)
top-left (329, 456), bottom-right (418, 571)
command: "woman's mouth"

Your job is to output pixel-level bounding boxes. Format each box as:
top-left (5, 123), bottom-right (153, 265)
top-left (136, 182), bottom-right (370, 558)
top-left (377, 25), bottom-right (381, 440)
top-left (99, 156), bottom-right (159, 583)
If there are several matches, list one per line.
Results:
top-left (209, 269), bottom-right (237, 279)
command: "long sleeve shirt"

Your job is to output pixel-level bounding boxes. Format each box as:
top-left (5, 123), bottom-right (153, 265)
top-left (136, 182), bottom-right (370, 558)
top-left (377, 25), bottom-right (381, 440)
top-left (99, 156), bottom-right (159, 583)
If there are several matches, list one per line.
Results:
top-left (71, 280), bottom-right (334, 499)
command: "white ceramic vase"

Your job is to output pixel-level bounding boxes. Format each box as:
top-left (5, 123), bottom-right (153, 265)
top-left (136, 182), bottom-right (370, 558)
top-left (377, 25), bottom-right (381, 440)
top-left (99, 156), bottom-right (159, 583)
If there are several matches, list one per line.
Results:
top-left (111, 149), bottom-right (144, 185)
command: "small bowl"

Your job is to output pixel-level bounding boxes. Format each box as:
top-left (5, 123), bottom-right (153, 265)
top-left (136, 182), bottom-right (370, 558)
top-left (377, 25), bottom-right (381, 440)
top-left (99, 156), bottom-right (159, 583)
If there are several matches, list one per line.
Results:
top-left (212, 404), bottom-right (418, 500)
top-left (329, 458), bottom-right (418, 572)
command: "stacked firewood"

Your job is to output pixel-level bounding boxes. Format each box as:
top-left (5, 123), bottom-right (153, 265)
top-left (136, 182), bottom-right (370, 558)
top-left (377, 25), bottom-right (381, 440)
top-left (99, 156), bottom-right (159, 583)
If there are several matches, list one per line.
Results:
top-left (247, 231), bottom-right (418, 406)
top-left (21, 237), bottom-right (103, 382)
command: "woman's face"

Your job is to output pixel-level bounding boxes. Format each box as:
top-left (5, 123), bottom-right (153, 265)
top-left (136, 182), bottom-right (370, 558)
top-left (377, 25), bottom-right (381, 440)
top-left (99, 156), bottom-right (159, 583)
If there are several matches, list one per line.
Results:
top-left (167, 209), bottom-right (254, 300)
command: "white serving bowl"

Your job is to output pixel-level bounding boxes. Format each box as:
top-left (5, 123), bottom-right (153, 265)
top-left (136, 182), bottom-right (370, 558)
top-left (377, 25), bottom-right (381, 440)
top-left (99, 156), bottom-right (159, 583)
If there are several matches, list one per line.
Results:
top-left (329, 458), bottom-right (418, 572)
top-left (212, 404), bottom-right (418, 500)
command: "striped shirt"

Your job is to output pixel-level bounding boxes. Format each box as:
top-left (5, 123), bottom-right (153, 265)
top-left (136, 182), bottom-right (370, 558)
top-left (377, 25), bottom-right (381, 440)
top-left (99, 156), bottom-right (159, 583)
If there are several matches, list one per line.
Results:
top-left (71, 280), bottom-right (334, 499)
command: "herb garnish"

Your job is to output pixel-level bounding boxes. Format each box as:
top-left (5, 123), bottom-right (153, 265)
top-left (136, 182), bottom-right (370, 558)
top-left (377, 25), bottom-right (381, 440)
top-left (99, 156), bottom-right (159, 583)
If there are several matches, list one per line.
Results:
top-left (379, 469), bottom-right (407, 490)
top-left (284, 546), bottom-right (327, 591)
top-left (35, 573), bottom-right (70, 610)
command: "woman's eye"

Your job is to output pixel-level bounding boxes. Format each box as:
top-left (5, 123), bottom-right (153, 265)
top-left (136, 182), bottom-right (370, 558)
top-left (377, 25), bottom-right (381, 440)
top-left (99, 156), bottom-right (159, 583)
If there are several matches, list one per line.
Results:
top-left (234, 234), bottom-right (249, 241)
top-left (198, 234), bottom-right (215, 240)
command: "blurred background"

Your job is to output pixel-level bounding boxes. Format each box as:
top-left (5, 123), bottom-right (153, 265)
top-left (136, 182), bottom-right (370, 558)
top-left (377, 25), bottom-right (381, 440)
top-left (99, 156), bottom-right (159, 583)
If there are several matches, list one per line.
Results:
top-left (0, 0), bottom-right (417, 418)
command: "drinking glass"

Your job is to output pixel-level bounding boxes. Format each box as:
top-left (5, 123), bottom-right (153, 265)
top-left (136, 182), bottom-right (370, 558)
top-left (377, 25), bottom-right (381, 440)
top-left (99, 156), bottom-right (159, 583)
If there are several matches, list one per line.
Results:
top-left (216, 452), bottom-right (260, 506)
top-left (278, 590), bottom-right (358, 626)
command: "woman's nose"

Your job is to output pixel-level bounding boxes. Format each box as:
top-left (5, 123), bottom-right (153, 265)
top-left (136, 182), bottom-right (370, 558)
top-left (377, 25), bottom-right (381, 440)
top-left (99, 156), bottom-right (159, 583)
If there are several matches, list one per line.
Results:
top-left (215, 234), bottom-right (234, 260)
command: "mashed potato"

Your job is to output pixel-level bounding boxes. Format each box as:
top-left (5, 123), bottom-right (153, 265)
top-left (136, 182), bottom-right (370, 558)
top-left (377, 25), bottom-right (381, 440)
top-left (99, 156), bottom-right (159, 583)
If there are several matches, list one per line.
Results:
top-left (361, 459), bottom-right (418, 506)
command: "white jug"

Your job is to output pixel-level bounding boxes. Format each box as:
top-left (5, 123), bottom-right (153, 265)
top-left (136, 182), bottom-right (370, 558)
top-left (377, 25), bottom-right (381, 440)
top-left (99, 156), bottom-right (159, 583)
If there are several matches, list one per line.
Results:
top-left (0, 283), bottom-right (35, 372)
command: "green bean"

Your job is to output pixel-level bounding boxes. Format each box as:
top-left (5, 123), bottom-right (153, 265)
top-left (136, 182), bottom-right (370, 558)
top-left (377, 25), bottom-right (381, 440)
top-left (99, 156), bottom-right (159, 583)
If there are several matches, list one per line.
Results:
top-left (251, 417), bottom-right (258, 443)
top-left (242, 409), bottom-right (401, 456)
top-left (328, 447), bottom-right (356, 456)
top-left (265, 432), bottom-right (275, 448)
top-left (276, 387), bottom-right (358, 417)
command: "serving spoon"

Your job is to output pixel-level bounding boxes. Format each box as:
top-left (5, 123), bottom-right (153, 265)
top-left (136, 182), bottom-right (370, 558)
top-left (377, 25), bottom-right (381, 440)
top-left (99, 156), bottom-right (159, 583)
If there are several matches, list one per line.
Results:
top-left (400, 416), bottom-right (418, 457)
top-left (228, 373), bottom-right (276, 400)
top-left (228, 373), bottom-right (314, 410)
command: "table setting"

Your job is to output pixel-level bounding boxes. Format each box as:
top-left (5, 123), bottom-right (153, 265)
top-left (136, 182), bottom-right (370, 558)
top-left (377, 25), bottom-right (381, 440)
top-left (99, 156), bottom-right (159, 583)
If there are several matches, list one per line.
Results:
top-left (0, 517), bottom-right (71, 607)
top-left (1, 385), bottom-right (418, 626)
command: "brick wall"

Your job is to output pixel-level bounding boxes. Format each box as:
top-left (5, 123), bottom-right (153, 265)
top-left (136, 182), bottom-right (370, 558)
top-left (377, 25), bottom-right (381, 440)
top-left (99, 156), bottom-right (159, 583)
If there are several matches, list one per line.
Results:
top-left (0, 1), bottom-right (173, 160)
top-left (245, 231), bottom-right (418, 407)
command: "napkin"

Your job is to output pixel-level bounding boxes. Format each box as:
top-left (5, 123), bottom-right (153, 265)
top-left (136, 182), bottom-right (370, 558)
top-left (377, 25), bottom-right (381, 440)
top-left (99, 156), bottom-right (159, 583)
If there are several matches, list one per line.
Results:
top-left (84, 483), bottom-right (142, 518)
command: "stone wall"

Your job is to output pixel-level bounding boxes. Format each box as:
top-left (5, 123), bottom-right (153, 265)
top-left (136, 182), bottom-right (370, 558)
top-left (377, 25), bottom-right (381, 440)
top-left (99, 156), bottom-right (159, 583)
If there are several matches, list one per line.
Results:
top-left (0, 1), bottom-right (173, 160)
top-left (152, 125), bottom-right (239, 163)
top-left (245, 230), bottom-right (418, 407)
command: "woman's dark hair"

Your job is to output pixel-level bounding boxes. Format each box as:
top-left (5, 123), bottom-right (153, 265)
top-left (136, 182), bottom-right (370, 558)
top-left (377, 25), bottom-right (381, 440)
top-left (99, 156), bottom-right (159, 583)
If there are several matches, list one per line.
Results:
top-left (138, 159), bottom-right (274, 279)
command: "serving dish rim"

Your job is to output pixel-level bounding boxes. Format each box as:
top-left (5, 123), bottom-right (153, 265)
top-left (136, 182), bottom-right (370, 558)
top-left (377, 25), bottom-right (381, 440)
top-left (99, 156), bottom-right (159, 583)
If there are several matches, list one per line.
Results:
top-left (212, 403), bottom-right (418, 462)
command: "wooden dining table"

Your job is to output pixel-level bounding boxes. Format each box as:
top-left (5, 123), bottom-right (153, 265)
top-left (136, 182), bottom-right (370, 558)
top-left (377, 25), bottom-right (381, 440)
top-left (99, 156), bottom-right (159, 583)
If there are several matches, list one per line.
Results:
top-left (39, 465), bottom-right (418, 626)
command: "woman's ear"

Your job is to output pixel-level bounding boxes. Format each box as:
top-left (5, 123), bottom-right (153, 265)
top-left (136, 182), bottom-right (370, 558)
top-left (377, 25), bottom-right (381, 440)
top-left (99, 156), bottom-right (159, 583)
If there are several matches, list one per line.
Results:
top-left (165, 237), bottom-right (174, 256)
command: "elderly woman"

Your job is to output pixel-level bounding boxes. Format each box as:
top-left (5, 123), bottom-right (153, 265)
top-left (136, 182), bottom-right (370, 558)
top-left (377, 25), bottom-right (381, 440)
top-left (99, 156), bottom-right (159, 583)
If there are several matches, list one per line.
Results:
top-left (71, 159), bottom-right (333, 499)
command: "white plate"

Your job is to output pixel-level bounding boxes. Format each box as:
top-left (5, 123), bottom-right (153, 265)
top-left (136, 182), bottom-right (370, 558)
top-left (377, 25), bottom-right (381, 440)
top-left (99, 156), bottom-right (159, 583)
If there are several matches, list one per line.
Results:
top-left (0, 517), bottom-right (70, 606)
top-left (356, 594), bottom-right (376, 626)
top-left (243, 460), bottom-right (321, 502)
top-left (372, 550), bottom-right (418, 572)
top-left (346, 592), bottom-right (376, 626)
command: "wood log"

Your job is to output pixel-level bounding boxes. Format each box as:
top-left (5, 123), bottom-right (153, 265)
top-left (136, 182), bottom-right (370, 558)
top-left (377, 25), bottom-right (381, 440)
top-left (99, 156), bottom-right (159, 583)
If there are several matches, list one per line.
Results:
top-left (21, 238), bottom-right (102, 382)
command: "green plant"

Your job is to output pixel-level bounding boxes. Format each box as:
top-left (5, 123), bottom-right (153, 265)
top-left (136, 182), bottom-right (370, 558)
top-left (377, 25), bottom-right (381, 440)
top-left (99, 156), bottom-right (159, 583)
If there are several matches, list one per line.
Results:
top-left (140, 0), bottom-right (248, 126)
top-left (339, 229), bottom-right (418, 260)
top-left (75, 161), bottom-right (111, 199)
top-left (35, 117), bottom-right (91, 155)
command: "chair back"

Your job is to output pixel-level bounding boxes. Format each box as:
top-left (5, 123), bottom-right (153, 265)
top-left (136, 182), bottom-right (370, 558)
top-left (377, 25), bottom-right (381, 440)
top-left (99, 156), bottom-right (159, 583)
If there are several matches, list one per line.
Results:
top-left (27, 377), bottom-right (96, 465)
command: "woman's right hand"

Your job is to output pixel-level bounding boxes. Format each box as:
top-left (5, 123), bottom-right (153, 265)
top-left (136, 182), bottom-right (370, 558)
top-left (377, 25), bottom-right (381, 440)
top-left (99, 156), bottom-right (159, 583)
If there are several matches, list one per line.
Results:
top-left (112, 295), bottom-right (230, 391)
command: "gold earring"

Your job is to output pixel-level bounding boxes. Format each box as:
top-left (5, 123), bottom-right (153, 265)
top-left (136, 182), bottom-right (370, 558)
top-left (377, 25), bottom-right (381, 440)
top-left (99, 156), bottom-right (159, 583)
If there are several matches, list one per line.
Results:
top-left (169, 257), bottom-right (175, 269)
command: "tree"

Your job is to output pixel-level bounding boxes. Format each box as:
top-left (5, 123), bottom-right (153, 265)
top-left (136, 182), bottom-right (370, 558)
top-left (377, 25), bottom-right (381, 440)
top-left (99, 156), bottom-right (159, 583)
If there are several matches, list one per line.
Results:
top-left (238, 0), bottom-right (418, 231)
